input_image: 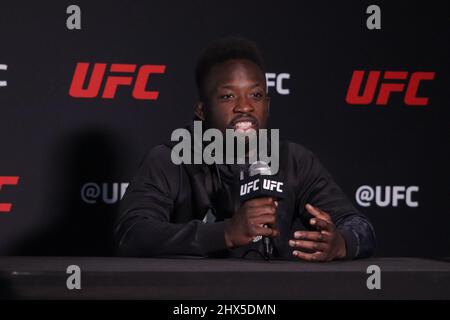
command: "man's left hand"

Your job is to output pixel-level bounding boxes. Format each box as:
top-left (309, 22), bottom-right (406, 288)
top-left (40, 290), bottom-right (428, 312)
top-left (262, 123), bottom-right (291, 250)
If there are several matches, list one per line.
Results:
top-left (289, 203), bottom-right (347, 262)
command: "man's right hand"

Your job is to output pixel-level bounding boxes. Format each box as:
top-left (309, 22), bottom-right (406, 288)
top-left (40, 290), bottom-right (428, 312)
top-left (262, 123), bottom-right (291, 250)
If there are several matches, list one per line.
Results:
top-left (224, 197), bottom-right (279, 248)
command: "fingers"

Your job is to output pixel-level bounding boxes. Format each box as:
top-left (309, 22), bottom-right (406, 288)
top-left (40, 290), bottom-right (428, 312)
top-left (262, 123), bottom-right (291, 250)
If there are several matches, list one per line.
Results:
top-left (254, 225), bottom-right (279, 238)
top-left (291, 204), bottom-right (339, 262)
top-left (292, 250), bottom-right (329, 262)
top-left (293, 231), bottom-right (329, 242)
top-left (254, 214), bottom-right (276, 225)
top-left (245, 198), bottom-right (277, 219)
top-left (289, 239), bottom-right (328, 252)
top-left (234, 197), bottom-right (280, 244)
top-left (249, 204), bottom-right (276, 216)
top-left (305, 203), bottom-right (331, 222)
top-left (246, 197), bottom-right (276, 208)
top-left (310, 217), bottom-right (335, 232)
top-left (245, 198), bottom-right (277, 226)
top-left (305, 204), bottom-right (335, 232)
top-left (290, 230), bottom-right (332, 261)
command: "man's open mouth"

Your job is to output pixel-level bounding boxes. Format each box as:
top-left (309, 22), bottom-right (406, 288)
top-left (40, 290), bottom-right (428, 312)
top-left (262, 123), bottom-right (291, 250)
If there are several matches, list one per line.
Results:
top-left (234, 121), bottom-right (255, 133)
top-left (230, 118), bottom-right (258, 133)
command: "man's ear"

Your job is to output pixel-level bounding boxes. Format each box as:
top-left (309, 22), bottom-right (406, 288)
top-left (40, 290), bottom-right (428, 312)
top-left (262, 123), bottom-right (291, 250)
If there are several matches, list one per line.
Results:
top-left (194, 101), bottom-right (205, 120)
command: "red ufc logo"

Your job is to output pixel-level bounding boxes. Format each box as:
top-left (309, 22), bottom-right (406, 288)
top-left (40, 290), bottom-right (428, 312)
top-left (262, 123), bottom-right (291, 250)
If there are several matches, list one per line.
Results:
top-left (0, 176), bottom-right (19, 213)
top-left (345, 70), bottom-right (435, 106)
top-left (69, 63), bottom-right (166, 100)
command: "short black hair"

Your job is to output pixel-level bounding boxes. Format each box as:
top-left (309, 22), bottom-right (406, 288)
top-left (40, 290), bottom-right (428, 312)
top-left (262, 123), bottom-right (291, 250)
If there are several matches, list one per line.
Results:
top-left (195, 36), bottom-right (265, 100)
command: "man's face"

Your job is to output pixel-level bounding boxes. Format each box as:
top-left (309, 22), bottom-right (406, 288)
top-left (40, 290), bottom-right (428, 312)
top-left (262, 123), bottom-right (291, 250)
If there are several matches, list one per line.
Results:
top-left (196, 59), bottom-right (270, 134)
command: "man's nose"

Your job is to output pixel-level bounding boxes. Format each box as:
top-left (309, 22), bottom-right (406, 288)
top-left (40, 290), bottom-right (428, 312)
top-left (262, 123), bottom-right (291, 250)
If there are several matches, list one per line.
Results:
top-left (234, 96), bottom-right (254, 113)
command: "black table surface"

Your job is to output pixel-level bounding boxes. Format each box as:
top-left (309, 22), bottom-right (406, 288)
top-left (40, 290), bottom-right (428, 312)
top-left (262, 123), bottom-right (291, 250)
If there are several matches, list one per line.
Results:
top-left (0, 256), bottom-right (449, 299)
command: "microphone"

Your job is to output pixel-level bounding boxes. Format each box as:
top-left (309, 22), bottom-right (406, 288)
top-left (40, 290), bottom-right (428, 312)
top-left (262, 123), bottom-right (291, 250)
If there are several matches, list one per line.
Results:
top-left (239, 161), bottom-right (285, 259)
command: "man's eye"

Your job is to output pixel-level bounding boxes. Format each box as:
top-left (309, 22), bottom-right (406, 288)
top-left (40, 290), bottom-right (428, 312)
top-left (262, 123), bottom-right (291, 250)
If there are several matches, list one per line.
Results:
top-left (219, 93), bottom-right (234, 100)
top-left (251, 92), bottom-right (264, 99)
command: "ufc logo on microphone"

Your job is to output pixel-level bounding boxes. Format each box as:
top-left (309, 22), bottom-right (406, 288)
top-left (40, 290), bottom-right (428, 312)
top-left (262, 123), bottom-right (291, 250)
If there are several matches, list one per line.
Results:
top-left (345, 70), bottom-right (435, 106)
top-left (0, 176), bottom-right (19, 213)
top-left (69, 63), bottom-right (166, 100)
top-left (240, 178), bottom-right (284, 196)
top-left (240, 179), bottom-right (260, 196)
top-left (262, 179), bottom-right (284, 192)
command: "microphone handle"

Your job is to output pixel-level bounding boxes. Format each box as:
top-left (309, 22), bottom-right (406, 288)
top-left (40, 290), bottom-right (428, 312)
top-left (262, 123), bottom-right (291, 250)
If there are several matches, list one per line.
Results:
top-left (262, 225), bottom-right (273, 258)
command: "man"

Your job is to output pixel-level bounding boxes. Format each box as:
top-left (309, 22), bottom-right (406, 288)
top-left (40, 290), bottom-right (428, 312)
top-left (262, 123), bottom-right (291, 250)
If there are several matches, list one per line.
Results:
top-left (114, 37), bottom-right (376, 261)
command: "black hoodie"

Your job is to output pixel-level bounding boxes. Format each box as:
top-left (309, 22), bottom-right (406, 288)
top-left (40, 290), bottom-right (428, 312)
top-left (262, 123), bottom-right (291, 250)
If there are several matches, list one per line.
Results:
top-left (114, 123), bottom-right (376, 260)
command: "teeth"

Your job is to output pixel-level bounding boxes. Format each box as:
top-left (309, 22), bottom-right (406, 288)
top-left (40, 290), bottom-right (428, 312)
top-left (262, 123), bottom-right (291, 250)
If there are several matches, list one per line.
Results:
top-left (235, 121), bottom-right (252, 129)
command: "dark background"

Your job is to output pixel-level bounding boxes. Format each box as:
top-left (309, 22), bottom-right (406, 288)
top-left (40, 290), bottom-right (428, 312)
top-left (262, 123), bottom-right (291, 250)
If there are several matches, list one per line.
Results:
top-left (0, 1), bottom-right (448, 257)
